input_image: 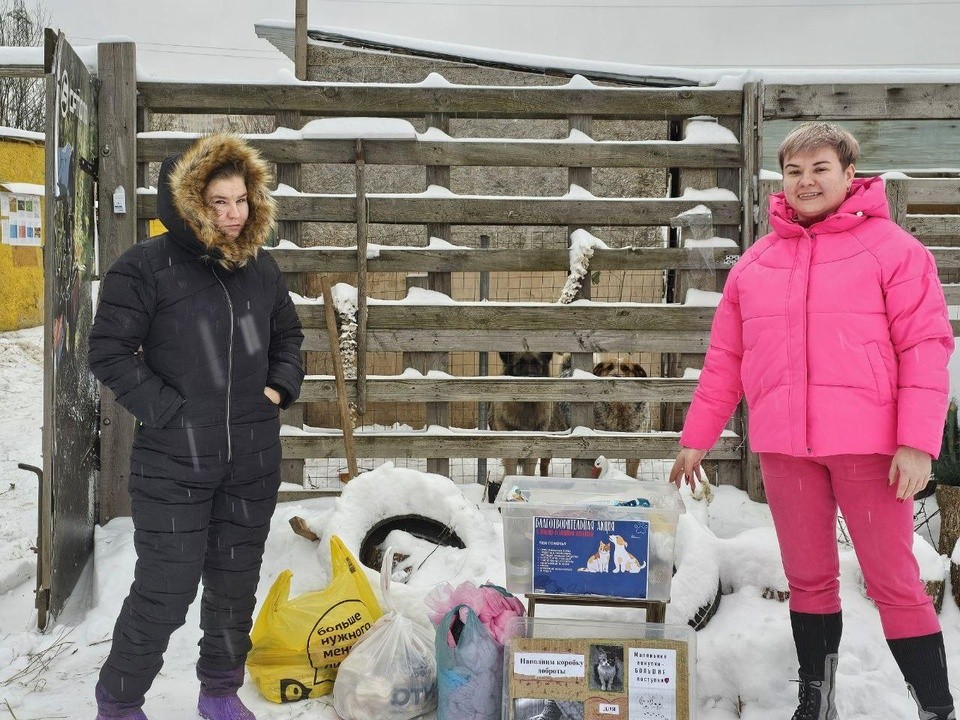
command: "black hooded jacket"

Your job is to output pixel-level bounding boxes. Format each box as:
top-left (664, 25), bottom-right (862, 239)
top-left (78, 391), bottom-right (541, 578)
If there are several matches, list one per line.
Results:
top-left (89, 134), bottom-right (304, 464)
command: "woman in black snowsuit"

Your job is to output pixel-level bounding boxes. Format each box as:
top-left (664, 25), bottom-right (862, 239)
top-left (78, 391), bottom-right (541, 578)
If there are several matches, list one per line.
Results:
top-left (88, 134), bottom-right (304, 720)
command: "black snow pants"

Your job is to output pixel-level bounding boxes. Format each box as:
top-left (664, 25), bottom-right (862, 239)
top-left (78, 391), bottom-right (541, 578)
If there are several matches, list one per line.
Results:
top-left (98, 412), bottom-right (281, 704)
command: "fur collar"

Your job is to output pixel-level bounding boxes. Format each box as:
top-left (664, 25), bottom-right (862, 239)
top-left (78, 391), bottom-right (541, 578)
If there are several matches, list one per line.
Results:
top-left (167, 133), bottom-right (276, 270)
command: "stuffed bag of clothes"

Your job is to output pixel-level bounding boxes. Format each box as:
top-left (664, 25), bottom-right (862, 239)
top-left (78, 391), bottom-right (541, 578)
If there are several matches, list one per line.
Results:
top-left (429, 582), bottom-right (525, 720)
top-left (333, 548), bottom-right (437, 719)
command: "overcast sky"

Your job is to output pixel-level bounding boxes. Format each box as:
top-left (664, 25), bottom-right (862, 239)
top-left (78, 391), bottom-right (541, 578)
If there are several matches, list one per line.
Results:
top-left (44, 0), bottom-right (960, 81)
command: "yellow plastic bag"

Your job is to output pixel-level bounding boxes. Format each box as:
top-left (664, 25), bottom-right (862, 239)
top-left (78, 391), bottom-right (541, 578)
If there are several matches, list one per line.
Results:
top-left (247, 535), bottom-right (383, 703)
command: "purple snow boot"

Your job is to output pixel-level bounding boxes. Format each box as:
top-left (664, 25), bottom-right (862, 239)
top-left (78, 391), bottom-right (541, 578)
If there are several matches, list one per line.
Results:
top-left (197, 693), bottom-right (256, 720)
top-left (94, 682), bottom-right (149, 719)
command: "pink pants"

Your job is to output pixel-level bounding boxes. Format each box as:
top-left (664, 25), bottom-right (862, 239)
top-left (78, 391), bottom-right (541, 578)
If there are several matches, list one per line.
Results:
top-left (759, 453), bottom-right (939, 640)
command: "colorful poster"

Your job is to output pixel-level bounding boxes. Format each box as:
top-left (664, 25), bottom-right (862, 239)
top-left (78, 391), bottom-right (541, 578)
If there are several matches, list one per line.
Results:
top-left (533, 517), bottom-right (650, 598)
top-left (1, 192), bottom-right (42, 246)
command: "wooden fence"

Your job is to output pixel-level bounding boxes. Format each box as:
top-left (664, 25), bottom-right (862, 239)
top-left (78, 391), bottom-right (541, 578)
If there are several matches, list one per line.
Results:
top-left (93, 39), bottom-right (960, 510)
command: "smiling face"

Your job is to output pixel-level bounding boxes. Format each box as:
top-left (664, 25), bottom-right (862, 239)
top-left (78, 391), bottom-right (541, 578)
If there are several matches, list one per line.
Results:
top-left (203, 174), bottom-right (249, 240)
top-left (782, 146), bottom-right (855, 226)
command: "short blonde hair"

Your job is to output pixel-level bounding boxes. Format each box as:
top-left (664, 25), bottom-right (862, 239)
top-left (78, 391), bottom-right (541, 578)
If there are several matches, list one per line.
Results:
top-left (778, 122), bottom-right (860, 170)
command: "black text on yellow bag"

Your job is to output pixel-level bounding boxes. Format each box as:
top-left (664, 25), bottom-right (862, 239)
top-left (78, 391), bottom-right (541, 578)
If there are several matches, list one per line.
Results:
top-left (247, 535), bottom-right (383, 703)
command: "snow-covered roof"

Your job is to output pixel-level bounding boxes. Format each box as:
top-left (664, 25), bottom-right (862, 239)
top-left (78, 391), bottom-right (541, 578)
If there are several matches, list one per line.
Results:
top-left (255, 20), bottom-right (960, 89)
top-left (0, 46), bottom-right (44, 76)
top-left (256, 21), bottom-right (693, 87)
top-left (0, 126), bottom-right (43, 144)
top-left (0, 182), bottom-right (44, 196)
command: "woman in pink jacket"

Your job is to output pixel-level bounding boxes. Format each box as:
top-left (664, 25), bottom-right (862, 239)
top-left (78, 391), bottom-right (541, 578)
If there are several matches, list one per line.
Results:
top-left (670, 123), bottom-right (955, 720)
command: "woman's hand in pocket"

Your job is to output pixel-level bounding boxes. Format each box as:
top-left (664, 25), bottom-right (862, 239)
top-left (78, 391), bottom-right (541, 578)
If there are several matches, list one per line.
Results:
top-left (263, 386), bottom-right (282, 405)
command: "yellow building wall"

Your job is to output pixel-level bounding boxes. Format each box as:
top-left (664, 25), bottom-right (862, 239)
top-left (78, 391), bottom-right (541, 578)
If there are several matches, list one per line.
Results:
top-left (0, 137), bottom-right (44, 331)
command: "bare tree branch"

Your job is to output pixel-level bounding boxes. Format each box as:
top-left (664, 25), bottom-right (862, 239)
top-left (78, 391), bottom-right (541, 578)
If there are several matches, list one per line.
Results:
top-left (0, 0), bottom-right (49, 132)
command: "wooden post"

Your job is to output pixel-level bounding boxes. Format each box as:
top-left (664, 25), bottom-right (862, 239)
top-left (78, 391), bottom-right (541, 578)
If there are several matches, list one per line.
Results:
top-left (740, 83), bottom-right (765, 500)
top-left (136, 106), bottom-right (152, 243)
top-left (322, 278), bottom-right (358, 479)
top-left (96, 41), bottom-right (138, 522)
top-left (402, 272), bottom-right (430, 376)
top-left (741, 82), bottom-right (763, 250)
top-left (477, 234), bottom-right (491, 485)
top-left (669, 120), bottom-right (718, 448)
top-left (424, 112), bottom-right (451, 478)
top-left (294, 0), bottom-right (308, 81)
top-left (355, 139), bottom-right (368, 415)
top-left (715, 115), bottom-right (745, 489)
top-left (275, 110), bottom-right (306, 488)
top-left (885, 176), bottom-right (909, 228)
top-left (568, 114), bottom-right (594, 478)
top-left (744, 178), bottom-right (781, 503)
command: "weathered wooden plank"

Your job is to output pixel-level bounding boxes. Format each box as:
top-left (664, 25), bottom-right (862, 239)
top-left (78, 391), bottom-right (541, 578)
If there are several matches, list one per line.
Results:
top-left (137, 136), bottom-right (743, 168)
top-left (954, 319), bottom-right (960, 335)
top-left (298, 376), bottom-right (699, 403)
top-left (942, 284), bottom-right (960, 304)
top-left (367, 197), bottom-right (742, 227)
top-left (0, 64), bottom-right (44, 78)
top-left (268, 246), bottom-right (741, 273)
top-left (138, 193), bottom-right (357, 222)
top-left (281, 432), bottom-right (743, 460)
top-left (302, 329), bottom-right (710, 353)
top-left (926, 248), bottom-right (960, 268)
top-left (906, 179), bottom-right (960, 206)
top-left (138, 82), bottom-right (743, 119)
top-left (765, 84), bottom-right (960, 120)
top-left (139, 194), bottom-right (742, 226)
top-left (908, 216), bottom-right (960, 240)
top-left (295, 303), bottom-right (716, 331)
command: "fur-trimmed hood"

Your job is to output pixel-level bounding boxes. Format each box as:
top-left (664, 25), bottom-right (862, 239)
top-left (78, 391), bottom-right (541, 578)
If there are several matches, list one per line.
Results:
top-left (157, 133), bottom-right (276, 270)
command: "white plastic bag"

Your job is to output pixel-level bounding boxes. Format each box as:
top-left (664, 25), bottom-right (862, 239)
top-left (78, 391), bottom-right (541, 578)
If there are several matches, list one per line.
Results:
top-left (333, 548), bottom-right (438, 720)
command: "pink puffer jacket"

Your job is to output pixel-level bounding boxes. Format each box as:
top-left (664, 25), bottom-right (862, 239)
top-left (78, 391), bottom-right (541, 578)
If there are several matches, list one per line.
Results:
top-left (680, 176), bottom-right (954, 458)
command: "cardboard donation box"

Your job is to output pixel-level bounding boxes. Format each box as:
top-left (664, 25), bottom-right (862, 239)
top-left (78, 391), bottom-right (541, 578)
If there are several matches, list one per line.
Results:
top-left (502, 617), bottom-right (696, 720)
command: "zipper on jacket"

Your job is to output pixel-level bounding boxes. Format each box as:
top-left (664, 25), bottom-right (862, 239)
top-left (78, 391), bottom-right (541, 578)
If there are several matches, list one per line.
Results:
top-left (212, 268), bottom-right (235, 463)
top-left (804, 232), bottom-right (814, 454)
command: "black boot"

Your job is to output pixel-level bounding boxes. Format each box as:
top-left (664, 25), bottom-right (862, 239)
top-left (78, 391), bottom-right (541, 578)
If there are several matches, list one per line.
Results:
top-left (888, 632), bottom-right (955, 720)
top-left (792, 655), bottom-right (840, 720)
top-left (790, 612), bottom-right (842, 720)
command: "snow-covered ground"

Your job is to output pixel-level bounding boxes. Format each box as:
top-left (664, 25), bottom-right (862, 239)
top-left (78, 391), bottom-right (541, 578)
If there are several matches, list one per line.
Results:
top-left (0, 325), bottom-right (957, 719)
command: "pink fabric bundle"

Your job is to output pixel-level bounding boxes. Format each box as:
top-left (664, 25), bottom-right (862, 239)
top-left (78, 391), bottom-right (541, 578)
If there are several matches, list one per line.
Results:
top-left (426, 581), bottom-right (525, 647)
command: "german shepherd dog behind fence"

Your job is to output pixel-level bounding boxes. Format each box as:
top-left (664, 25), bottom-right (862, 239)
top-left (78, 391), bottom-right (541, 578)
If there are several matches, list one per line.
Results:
top-left (490, 351), bottom-right (554, 476)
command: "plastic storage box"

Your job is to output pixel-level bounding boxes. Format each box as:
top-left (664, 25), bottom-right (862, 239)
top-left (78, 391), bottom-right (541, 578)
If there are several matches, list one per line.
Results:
top-left (495, 476), bottom-right (686, 601)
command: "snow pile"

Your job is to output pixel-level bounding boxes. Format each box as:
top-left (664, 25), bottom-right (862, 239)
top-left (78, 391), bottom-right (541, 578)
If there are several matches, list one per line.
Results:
top-left (301, 117), bottom-right (418, 140)
top-left (684, 289), bottom-right (723, 307)
top-left (682, 119), bottom-right (739, 144)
